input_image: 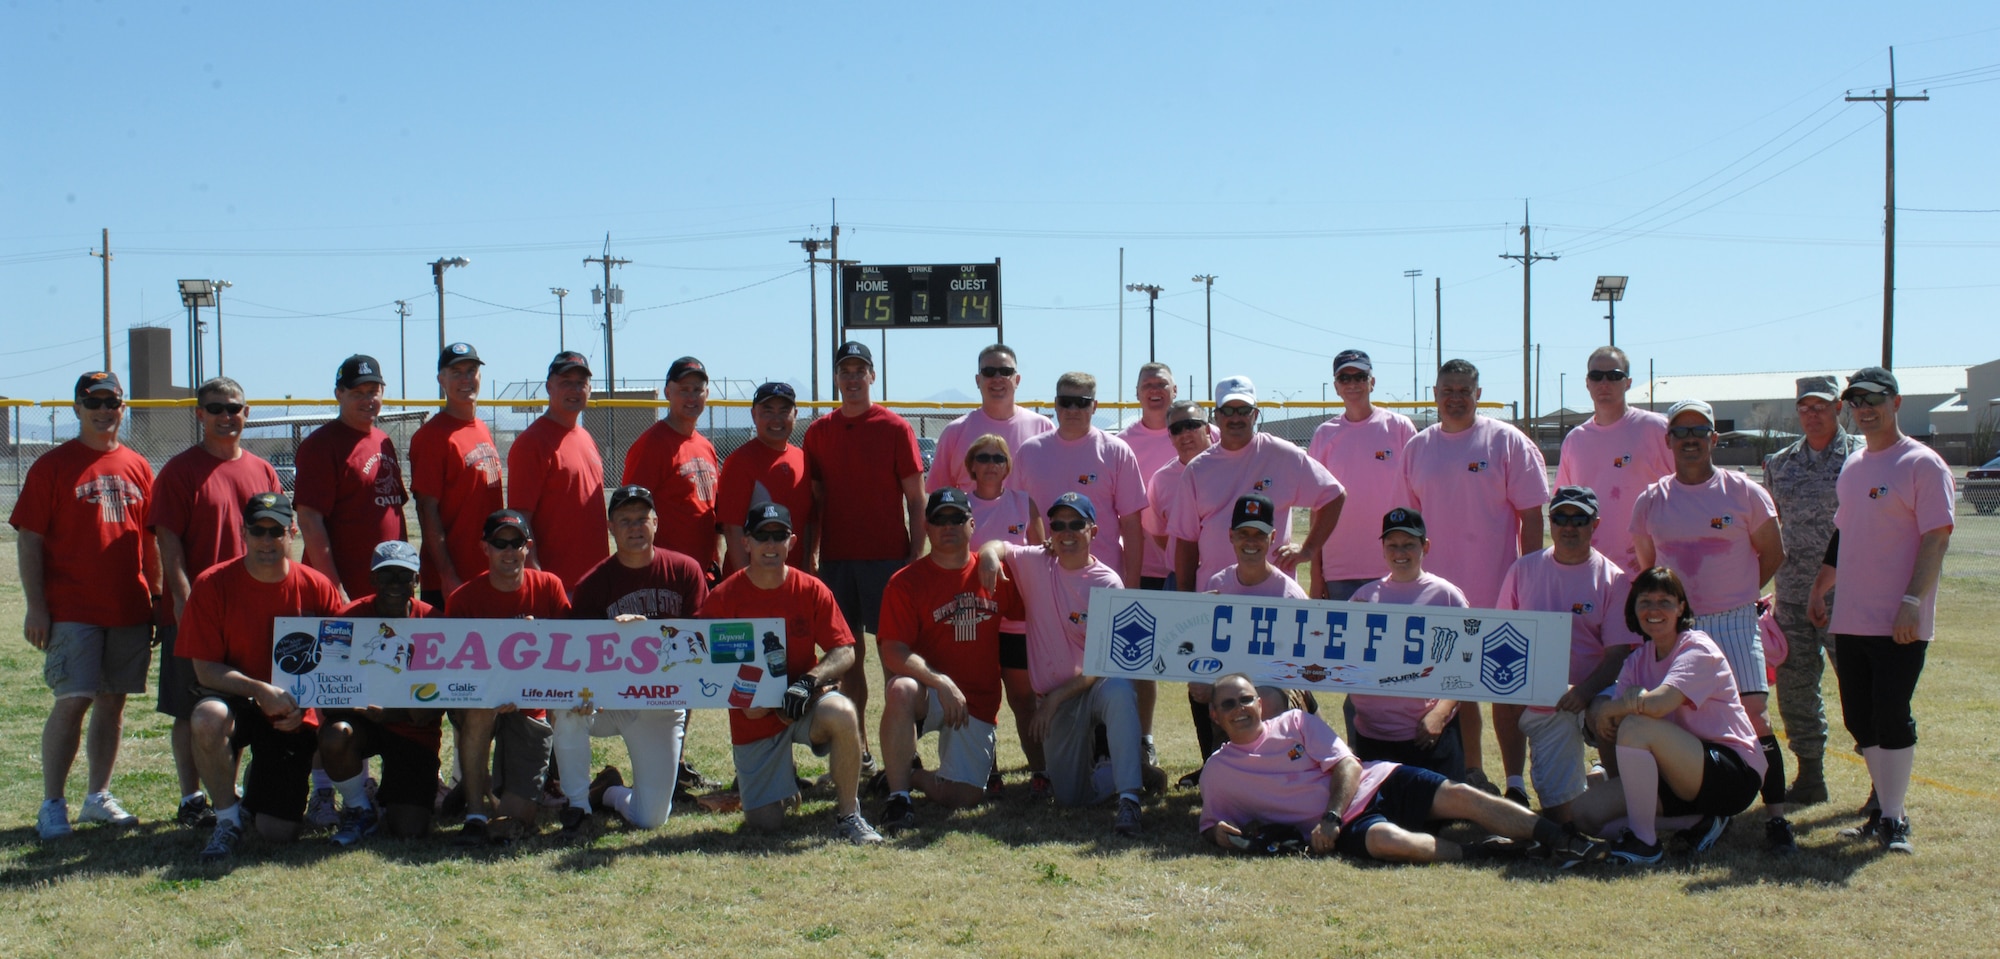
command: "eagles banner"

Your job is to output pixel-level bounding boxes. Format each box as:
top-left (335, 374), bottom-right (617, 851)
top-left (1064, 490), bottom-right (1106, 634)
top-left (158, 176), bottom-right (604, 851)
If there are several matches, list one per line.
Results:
top-left (1082, 589), bottom-right (1572, 707)
top-left (271, 617), bottom-right (790, 711)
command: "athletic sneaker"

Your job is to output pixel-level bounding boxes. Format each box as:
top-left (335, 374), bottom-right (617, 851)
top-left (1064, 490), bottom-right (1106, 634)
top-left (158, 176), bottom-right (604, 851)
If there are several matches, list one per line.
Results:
top-left (1113, 797), bottom-right (1143, 836)
top-left (1028, 772), bottom-right (1053, 801)
top-left (589, 765), bottom-right (624, 813)
top-left (835, 811), bottom-right (884, 845)
top-left (1838, 810), bottom-right (1883, 842)
top-left (986, 771), bottom-right (1005, 801)
top-left (330, 805), bottom-right (378, 848)
top-left (879, 794), bottom-right (917, 835)
top-left (1676, 815), bottom-right (1730, 854)
top-left (1143, 736), bottom-right (1159, 767)
top-left (1503, 786), bottom-right (1532, 809)
top-left (558, 806), bottom-right (595, 839)
top-left (79, 791), bottom-right (138, 827)
top-left (36, 799), bottom-right (72, 841)
top-left (677, 760), bottom-right (714, 790)
top-left (200, 819), bottom-right (244, 862)
top-left (454, 817), bottom-right (490, 846)
top-left (177, 794), bottom-right (217, 829)
top-left (1605, 831), bottom-right (1665, 865)
top-left (1176, 769), bottom-right (1203, 790)
top-left (1881, 817), bottom-right (1914, 854)
top-left (1462, 768), bottom-right (1500, 796)
top-left (859, 751), bottom-right (879, 778)
top-left (1548, 830), bottom-right (1607, 869)
top-left (1765, 817), bottom-right (1798, 854)
top-left (485, 816), bottom-right (528, 845)
top-left (306, 786), bottom-right (340, 828)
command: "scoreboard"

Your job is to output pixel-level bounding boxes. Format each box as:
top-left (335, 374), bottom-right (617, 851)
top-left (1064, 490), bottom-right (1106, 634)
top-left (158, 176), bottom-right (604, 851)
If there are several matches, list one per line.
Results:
top-left (843, 262), bottom-right (1001, 330)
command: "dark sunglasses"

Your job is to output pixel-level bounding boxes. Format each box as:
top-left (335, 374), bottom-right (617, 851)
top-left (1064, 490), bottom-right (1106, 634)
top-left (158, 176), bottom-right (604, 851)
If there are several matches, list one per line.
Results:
top-left (1048, 519), bottom-right (1090, 532)
top-left (978, 365), bottom-right (1017, 379)
top-left (1213, 694), bottom-right (1258, 711)
top-left (1549, 511), bottom-right (1595, 527)
top-left (1334, 373), bottom-right (1370, 384)
top-left (486, 537), bottom-right (529, 551)
top-left (1846, 392), bottom-right (1892, 408)
top-left (929, 513), bottom-right (970, 527)
top-left (202, 402), bottom-right (247, 416)
top-left (373, 569), bottom-right (418, 585)
top-left (748, 528), bottom-right (790, 543)
top-left (1667, 425), bottom-right (1714, 439)
top-left (1053, 395), bottom-right (1095, 409)
top-left (972, 452), bottom-right (1009, 464)
top-left (1168, 418), bottom-right (1209, 435)
top-left (1585, 369), bottom-right (1629, 383)
top-left (1215, 405), bottom-right (1257, 418)
top-left (79, 396), bottom-right (124, 410)
top-left (246, 524), bottom-right (288, 539)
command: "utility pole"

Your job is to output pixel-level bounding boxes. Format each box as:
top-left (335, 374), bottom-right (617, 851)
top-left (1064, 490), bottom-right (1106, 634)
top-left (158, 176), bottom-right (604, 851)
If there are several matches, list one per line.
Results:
top-left (1404, 269), bottom-right (1423, 403)
top-left (89, 229), bottom-right (111, 370)
top-left (1192, 274), bottom-right (1217, 399)
top-left (1498, 202), bottom-right (1557, 424)
top-left (551, 287), bottom-right (569, 354)
top-left (1847, 47), bottom-right (1928, 368)
top-left (395, 300), bottom-right (412, 399)
top-left (1433, 277), bottom-right (1442, 376)
top-left (584, 236), bottom-right (629, 391)
top-left (1126, 283), bottom-right (1163, 361)
top-left (792, 234), bottom-right (828, 402)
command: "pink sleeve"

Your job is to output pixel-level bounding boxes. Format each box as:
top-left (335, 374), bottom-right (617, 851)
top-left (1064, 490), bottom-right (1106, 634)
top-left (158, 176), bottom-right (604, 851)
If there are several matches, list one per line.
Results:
top-left (1659, 638), bottom-right (1727, 709)
top-left (1628, 485), bottom-right (1655, 537)
top-left (1112, 442), bottom-right (1146, 518)
top-left (1299, 451), bottom-right (1344, 509)
top-left (925, 422), bottom-right (963, 492)
top-left (1507, 429), bottom-right (1552, 511)
top-left (1914, 454), bottom-right (1956, 534)
top-left (1495, 561), bottom-right (1522, 611)
top-left (1398, 435), bottom-right (1423, 510)
top-left (1554, 433), bottom-right (1578, 488)
top-left (1167, 467), bottom-right (1200, 541)
top-left (1299, 711), bottom-right (1354, 772)
top-left (1741, 479), bottom-right (1778, 532)
top-left (1603, 571), bottom-right (1641, 646)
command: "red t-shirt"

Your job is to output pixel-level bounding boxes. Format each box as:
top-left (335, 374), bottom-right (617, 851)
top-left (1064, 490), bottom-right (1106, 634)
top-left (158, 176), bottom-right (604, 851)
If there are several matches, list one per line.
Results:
top-left (506, 416), bottom-right (608, 591)
top-left (8, 439), bottom-right (154, 626)
top-left (334, 595), bottom-right (441, 744)
top-left (408, 411), bottom-right (505, 592)
top-left (177, 559), bottom-right (344, 684)
top-left (335, 595), bottom-right (437, 619)
top-left (293, 419), bottom-right (409, 597)
top-left (446, 568), bottom-right (571, 721)
top-left (622, 420), bottom-right (722, 574)
top-left (572, 547), bottom-right (710, 620)
top-left (716, 439), bottom-right (814, 569)
top-left (803, 404), bottom-right (923, 562)
top-left (876, 557), bottom-right (1011, 725)
top-left (150, 445), bottom-right (283, 582)
top-left (698, 569), bottom-right (853, 745)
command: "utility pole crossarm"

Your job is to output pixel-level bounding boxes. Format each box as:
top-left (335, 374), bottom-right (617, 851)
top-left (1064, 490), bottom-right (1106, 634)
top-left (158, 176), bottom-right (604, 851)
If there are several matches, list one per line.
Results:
top-left (1846, 46), bottom-right (1929, 369)
top-left (1498, 204), bottom-right (1557, 425)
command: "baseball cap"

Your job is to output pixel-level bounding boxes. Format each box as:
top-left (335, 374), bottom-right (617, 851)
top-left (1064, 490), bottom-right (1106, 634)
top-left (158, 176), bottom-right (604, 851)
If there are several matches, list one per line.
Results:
top-left (438, 342), bottom-right (483, 371)
top-left (336, 355), bottom-right (386, 390)
top-left (483, 509), bottom-right (532, 541)
top-left (73, 370), bottom-right (123, 399)
top-left (666, 356), bottom-right (708, 383)
top-left (243, 491), bottom-right (295, 526)
top-left (1231, 494), bottom-right (1277, 533)
top-left (1048, 491), bottom-right (1097, 524)
top-left (1214, 375), bottom-right (1257, 408)
top-left (1795, 375), bottom-right (1838, 403)
top-left (370, 540), bottom-right (422, 573)
top-left (834, 340), bottom-right (873, 369)
top-left (547, 351), bottom-right (592, 378)
top-left (608, 484), bottom-right (655, 515)
top-left (1333, 350), bottom-right (1372, 374)
top-left (747, 501), bottom-right (792, 532)
top-left (1380, 507), bottom-right (1426, 539)
top-left (1665, 398), bottom-right (1715, 426)
top-left (1844, 366), bottom-right (1899, 397)
top-left (1549, 486), bottom-right (1599, 517)
top-left (926, 487), bottom-right (971, 520)
top-left (752, 381), bottom-right (797, 406)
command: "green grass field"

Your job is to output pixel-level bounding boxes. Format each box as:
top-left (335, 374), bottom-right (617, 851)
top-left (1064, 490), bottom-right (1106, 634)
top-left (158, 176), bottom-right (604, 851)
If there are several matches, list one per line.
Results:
top-left (3, 513), bottom-right (1997, 958)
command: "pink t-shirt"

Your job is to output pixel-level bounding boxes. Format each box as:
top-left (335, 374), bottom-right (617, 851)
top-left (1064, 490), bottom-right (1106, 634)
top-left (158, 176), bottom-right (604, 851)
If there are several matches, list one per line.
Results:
top-left (1345, 572), bottom-right (1467, 740)
top-left (1611, 630), bottom-right (1768, 776)
top-left (969, 487), bottom-right (1034, 634)
top-left (1144, 459), bottom-right (1188, 543)
top-left (1830, 437), bottom-right (1956, 639)
top-left (1120, 420), bottom-right (1180, 579)
top-left (1171, 434), bottom-right (1344, 589)
top-left (1207, 565), bottom-right (1310, 598)
top-left (1198, 709), bottom-right (1400, 833)
top-left (926, 407), bottom-right (1055, 494)
top-left (1308, 407), bottom-right (1417, 581)
top-left (998, 543), bottom-right (1123, 695)
top-left (1555, 407), bottom-right (1673, 572)
top-left (1015, 428), bottom-right (1147, 577)
top-left (1399, 417), bottom-right (1550, 608)
top-left (1496, 548), bottom-right (1639, 710)
top-left (1628, 470), bottom-right (1776, 615)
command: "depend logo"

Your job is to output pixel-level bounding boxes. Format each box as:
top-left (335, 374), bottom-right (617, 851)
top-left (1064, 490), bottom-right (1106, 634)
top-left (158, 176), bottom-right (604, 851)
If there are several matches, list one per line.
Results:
top-left (1868, 485), bottom-right (1890, 499)
top-left (1611, 454), bottom-right (1632, 469)
top-left (1467, 461), bottom-right (1489, 473)
top-left (410, 682), bottom-right (441, 702)
top-left (1709, 515), bottom-right (1735, 530)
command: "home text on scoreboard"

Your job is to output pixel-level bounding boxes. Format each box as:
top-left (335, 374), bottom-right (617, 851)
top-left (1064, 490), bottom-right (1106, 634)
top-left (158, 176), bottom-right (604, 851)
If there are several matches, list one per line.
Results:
top-left (843, 262), bottom-right (1002, 329)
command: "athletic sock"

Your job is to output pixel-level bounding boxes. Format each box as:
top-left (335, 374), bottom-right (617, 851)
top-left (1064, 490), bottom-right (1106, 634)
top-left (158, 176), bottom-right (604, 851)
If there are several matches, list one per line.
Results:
top-left (1531, 816), bottom-right (1567, 849)
top-left (1189, 698), bottom-right (1216, 759)
top-left (1506, 775), bottom-right (1527, 794)
top-left (465, 813), bottom-right (488, 824)
top-left (183, 791), bottom-right (205, 805)
top-left (333, 773), bottom-right (373, 811)
top-left (1615, 745), bottom-right (1660, 845)
top-left (216, 803), bottom-right (244, 827)
top-left (605, 786), bottom-right (634, 819)
top-left (1758, 735), bottom-right (1786, 807)
top-left (1118, 791), bottom-right (1140, 804)
top-left (889, 790), bottom-right (912, 802)
top-left (1875, 746), bottom-right (1915, 820)
top-left (311, 768), bottom-right (334, 791)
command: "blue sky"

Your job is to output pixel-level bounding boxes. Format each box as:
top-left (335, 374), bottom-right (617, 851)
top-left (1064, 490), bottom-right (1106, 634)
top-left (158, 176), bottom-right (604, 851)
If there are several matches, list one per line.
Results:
top-left (6, 3), bottom-right (1996, 418)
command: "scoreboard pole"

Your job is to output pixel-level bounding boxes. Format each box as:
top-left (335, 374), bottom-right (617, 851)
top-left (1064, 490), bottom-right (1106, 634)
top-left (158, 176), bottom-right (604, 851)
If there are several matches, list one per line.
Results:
top-left (995, 257), bottom-right (1003, 345)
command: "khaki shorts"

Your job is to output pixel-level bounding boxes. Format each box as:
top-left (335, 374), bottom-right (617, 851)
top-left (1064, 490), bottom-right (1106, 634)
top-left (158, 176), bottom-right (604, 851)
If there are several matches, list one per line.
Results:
top-left (46, 622), bottom-right (151, 699)
top-left (916, 688), bottom-right (999, 788)
top-left (732, 692), bottom-right (845, 812)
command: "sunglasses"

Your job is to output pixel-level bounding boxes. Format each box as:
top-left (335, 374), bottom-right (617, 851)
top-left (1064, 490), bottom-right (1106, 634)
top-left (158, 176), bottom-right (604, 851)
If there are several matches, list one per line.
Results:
top-left (929, 513), bottom-right (970, 526)
top-left (1053, 395), bottom-right (1095, 409)
top-left (486, 537), bottom-right (529, 551)
top-left (978, 366), bottom-right (1017, 379)
top-left (374, 569), bottom-right (418, 585)
top-left (972, 452), bottom-right (1009, 464)
top-left (79, 396), bottom-right (124, 410)
top-left (1549, 511), bottom-right (1594, 527)
top-left (246, 523), bottom-right (288, 539)
top-left (1048, 519), bottom-right (1090, 532)
top-left (1334, 373), bottom-right (1370, 384)
top-left (1846, 392), bottom-right (1893, 408)
top-left (1667, 425), bottom-right (1715, 439)
top-left (1168, 418), bottom-right (1208, 435)
top-left (1215, 405), bottom-right (1256, 418)
top-left (202, 402), bottom-right (247, 416)
top-left (1213, 694), bottom-right (1259, 711)
top-left (748, 528), bottom-right (791, 543)
top-left (1586, 369), bottom-right (1629, 383)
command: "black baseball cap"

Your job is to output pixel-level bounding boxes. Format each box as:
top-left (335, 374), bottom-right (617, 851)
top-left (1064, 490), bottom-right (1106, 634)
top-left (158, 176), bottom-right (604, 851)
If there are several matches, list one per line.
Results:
top-left (1048, 491), bottom-right (1097, 524)
top-left (244, 491), bottom-right (295, 525)
top-left (74, 370), bottom-right (123, 399)
top-left (747, 501), bottom-right (792, 532)
top-left (1550, 486), bottom-right (1599, 516)
top-left (1844, 366), bottom-right (1899, 397)
top-left (608, 484), bottom-right (655, 515)
top-left (1380, 507), bottom-right (1426, 539)
top-left (438, 342), bottom-right (484, 371)
top-left (1231, 493), bottom-right (1277, 533)
top-left (337, 355), bottom-right (386, 389)
top-left (752, 382), bottom-right (796, 406)
top-left (666, 356), bottom-right (707, 383)
top-left (547, 351), bottom-right (592, 378)
top-left (926, 487), bottom-right (971, 520)
top-left (1334, 350), bottom-right (1372, 374)
top-left (483, 509), bottom-right (532, 541)
top-left (835, 340), bottom-right (873, 369)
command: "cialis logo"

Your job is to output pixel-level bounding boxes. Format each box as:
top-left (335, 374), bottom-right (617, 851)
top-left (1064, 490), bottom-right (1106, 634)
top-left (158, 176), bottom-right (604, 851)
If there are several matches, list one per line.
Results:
top-left (411, 682), bottom-right (440, 702)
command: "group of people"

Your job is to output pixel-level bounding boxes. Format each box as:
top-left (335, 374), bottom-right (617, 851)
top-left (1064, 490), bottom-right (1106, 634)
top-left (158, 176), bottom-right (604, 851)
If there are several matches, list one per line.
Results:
top-left (16, 338), bottom-right (1953, 866)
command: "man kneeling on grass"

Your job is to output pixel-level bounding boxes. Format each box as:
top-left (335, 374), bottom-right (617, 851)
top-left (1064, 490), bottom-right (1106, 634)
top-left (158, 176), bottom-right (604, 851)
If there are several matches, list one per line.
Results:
top-left (1199, 673), bottom-right (1606, 866)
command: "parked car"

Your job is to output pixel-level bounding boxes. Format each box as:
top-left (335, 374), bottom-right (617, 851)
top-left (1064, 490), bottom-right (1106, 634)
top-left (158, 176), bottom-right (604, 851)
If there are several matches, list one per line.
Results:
top-left (918, 437), bottom-right (937, 471)
top-left (1967, 455), bottom-right (2000, 514)
top-left (271, 450), bottom-right (297, 493)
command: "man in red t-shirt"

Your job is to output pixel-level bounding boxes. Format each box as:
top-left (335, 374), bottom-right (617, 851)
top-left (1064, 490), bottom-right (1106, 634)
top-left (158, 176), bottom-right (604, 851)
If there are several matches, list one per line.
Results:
top-left (409, 342), bottom-right (504, 606)
top-left (717, 382), bottom-right (816, 574)
top-left (178, 492), bottom-right (345, 862)
top-left (699, 502), bottom-right (881, 845)
top-left (444, 509), bottom-right (569, 843)
top-left (803, 341), bottom-right (925, 769)
top-left (151, 374), bottom-right (283, 830)
top-left (12, 370), bottom-right (157, 841)
top-left (507, 351), bottom-right (608, 592)
top-left (318, 540), bottom-right (443, 846)
top-left (875, 489), bottom-right (1009, 833)
top-left (623, 356), bottom-right (723, 581)
top-left (295, 354), bottom-right (409, 599)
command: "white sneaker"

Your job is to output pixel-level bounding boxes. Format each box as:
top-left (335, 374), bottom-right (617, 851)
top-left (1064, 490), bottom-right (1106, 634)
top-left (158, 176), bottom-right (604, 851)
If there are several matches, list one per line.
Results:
top-left (79, 791), bottom-right (139, 827)
top-left (306, 786), bottom-right (340, 828)
top-left (37, 799), bottom-right (72, 840)
top-left (835, 811), bottom-right (884, 845)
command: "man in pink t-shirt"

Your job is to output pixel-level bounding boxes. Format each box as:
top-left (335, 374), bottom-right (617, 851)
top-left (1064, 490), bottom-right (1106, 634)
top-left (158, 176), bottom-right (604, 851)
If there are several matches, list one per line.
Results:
top-left (1308, 349), bottom-right (1416, 600)
top-left (1817, 367), bottom-right (1954, 854)
top-left (1345, 508), bottom-right (1470, 779)
top-left (1118, 362), bottom-right (1184, 589)
top-left (1017, 372), bottom-right (1147, 595)
top-left (1554, 346), bottom-right (1671, 573)
top-left (927, 344), bottom-right (1054, 494)
top-left (506, 351), bottom-right (609, 591)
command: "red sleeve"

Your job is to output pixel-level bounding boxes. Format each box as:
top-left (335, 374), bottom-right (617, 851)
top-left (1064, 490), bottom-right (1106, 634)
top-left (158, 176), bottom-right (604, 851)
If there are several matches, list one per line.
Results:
top-left (506, 429), bottom-right (546, 514)
top-left (147, 460), bottom-right (190, 536)
top-left (292, 432), bottom-right (336, 516)
top-left (176, 568), bottom-right (229, 662)
top-left (443, 580), bottom-right (478, 617)
top-left (892, 416), bottom-right (923, 481)
top-left (802, 419), bottom-right (828, 483)
top-left (813, 579), bottom-right (855, 653)
top-left (409, 422), bottom-right (444, 499)
top-left (715, 450), bottom-right (752, 528)
top-left (618, 430), bottom-right (651, 487)
top-left (876, 570), bottom-right (919, 650)
top-left (8, 452), bottom-right (56, 535)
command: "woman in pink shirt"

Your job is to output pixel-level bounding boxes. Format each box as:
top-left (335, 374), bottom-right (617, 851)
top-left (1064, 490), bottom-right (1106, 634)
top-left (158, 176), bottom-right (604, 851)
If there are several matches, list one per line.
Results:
top-left (1573, 567), bottom-right (1766, 865)
top-left (964, 433), bottom-right (1044, 797)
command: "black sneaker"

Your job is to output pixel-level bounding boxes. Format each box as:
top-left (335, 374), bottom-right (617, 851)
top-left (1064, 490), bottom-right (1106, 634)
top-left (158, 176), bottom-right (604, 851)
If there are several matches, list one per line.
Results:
top-left (588, 765), bottom-right (624, 810)
top-left (879, 794), bottom-right (916, 835)
top-left (1176, 769), bottom-right (1203, 790)
top-left (1838, 810), bottom-right (1883, 842)
top-left (1675, 815), bottom-right (1730, 854)
top-left (1503, 786), bottom-right (1532, 809)
top-left (1113, 796), bottom-right (1143, 836)
top-left (677, 760), bottom-right (714, 790)
top-left (1548, 829), bottom-right (1607, 869)
top-left (1605, 831), bottom-right (1664, 865)
top-left (454, 817), bottom-right (490, 846)
top-left (176, 794), bottom-right (217, 829)
top-left (985, 771), bottom-right (1005, 801)
top-left (559, 806), bottom-right (595, 839)
top-left (1881, 816), bottom-right (1914, 854)
top-left (1765, 817), bottom-right (1798, 855)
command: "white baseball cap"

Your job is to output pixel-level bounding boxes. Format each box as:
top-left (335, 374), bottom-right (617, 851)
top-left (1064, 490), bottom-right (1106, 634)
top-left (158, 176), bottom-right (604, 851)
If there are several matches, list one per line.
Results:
top-left (1214, 375), bottom-right (1257, 408)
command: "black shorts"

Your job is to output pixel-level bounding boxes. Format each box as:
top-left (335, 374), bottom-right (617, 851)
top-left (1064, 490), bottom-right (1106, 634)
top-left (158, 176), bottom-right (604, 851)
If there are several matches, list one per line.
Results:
top-left (1348, 714), bottom-right (1466, 781)
top-left (999, 631), bottom-right (1028, 671)
top-left (1658, 742), bottom-right (1761, 818)
top-left (319, 710), bottom-right (444, 809)
top-left (1336, 764), bottom-right (1448, 859)
top-left (216, 697), bottom-right (318, 823)
top-left (822, 559), bottom-right (901, 635)
top-left (154, 624), bottom-right (199, 720)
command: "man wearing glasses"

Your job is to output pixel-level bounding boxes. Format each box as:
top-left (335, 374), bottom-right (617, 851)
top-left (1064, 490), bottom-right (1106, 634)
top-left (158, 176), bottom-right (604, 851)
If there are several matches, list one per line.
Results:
top-left (1630, 398), bottom-right (1792, 851)
top-left (295, 355), bottom-right (409, 601)
top-left (1308, 350), bottom-right (1417, 601)
top-left (1119, 362), bottom-right (1185, 590)
top-left (507, 351), bottom-right (608, 592)
top-left (926, 344), bottom-right (1054, 494)
top-left (1555, 346), bottom-right (1672, 574)
top-left (1761, 375), bottom-right (1861, 807)
top-left (1017, 373), bottom-right (1148, 594)
top-left (718, 382), bottom-right (816, 574)
top-left (151, 376), bottom-right (283, 830)
top-left (623, 356), bottom-right (724, 582)
top-left (409, 342), bottom-right (504, 607)
top-left (14, 370), bottom-right (157, 840)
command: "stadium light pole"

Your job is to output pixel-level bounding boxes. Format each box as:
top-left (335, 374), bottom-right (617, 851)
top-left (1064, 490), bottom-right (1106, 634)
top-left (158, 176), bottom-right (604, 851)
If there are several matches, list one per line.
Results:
top-left (1192, 274), bottom-right (1217, 398)
top-left (1126, 283), bottom-right (1163, 362)
top-left (1404, 269), bottom-right (1423, 404)
top-left (431, 256), bottom-right (470, 398)
top-left (551, 287), bottom-right (569, 353)
top-left (1592, 275), bottom-right (1628, 346)
top-left (212, 279), bottom-right (232, 378)
top-left (177, 279), bottom-right (215, 389)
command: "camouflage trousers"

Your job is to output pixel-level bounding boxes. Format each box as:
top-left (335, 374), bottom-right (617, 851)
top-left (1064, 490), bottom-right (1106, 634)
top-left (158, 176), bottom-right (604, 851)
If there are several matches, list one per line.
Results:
top-left (1773, 600), bottom-right (1838, 762)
